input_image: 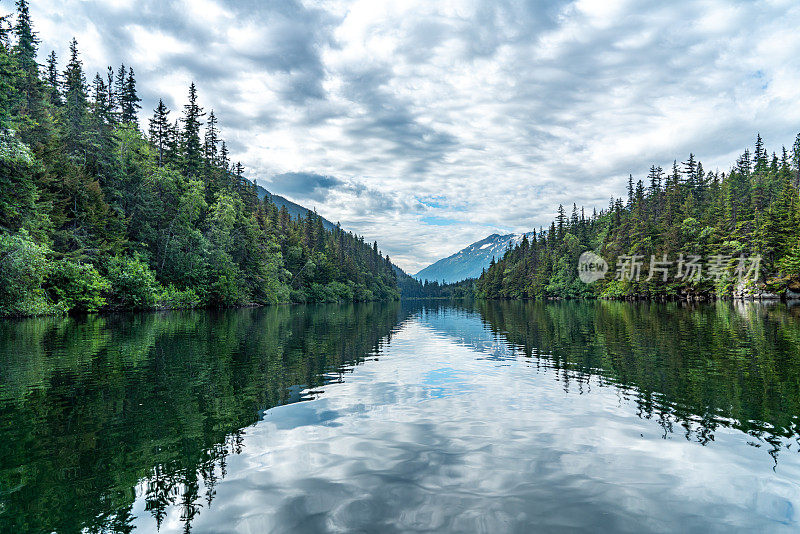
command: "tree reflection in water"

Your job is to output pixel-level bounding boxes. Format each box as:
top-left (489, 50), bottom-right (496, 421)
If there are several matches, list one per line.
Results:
top-left (1, 300), bottom-right (799, 532)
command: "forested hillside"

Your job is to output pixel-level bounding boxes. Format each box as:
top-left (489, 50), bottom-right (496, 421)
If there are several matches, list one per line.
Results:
top-left (0, 2), bottom-right (398, 316)
top-left (394, 264), bottom-right (475, 299)
top-left (255, 184), bottom-right (336, 231)
top-left (478, 134), bottom-right (800, 300)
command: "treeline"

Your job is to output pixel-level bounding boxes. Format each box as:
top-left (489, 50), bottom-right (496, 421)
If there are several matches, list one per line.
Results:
top-left (0, 2), bottom-right (398, 316)
top-left (478, 134), bottom-right (800, 300)
top-left (396, 269), bottom-right (476, 299)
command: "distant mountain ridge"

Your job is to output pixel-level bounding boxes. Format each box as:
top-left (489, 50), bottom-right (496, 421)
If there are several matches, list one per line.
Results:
top-left (414, 232), bottom-right (536, 284)
top-left (254, 182), bottom-right (523, 288)
top-left (255, 183), bottom-right (336, 231)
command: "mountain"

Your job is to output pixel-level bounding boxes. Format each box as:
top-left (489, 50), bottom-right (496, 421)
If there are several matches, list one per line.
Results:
top-left (255, 183), bottom-right (336, 230)
top-left (253, 182), bottom-right (481, 294)
top-left (413, 232), bottom-right (535, 284)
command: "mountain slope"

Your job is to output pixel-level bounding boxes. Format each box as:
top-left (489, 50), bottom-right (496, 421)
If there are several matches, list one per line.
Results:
top-left (414, 232), bottom-right (535, 283)
top-left (255, 184), bottom-right (336, 231)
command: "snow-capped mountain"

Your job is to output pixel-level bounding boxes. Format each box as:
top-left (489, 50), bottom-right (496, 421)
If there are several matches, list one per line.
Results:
top-left (413, 232), bottom-right (535, 284)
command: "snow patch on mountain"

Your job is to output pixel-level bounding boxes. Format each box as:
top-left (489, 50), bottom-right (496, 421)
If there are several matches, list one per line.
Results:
top-left (413, 231), bottom-right (535, 284)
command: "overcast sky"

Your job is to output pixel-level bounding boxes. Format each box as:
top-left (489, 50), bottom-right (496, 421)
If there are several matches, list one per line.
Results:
top-left (7, 0), bottom-right (800, 272)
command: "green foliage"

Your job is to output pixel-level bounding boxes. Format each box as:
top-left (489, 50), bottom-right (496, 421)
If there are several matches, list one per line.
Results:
top-left (778, 244), bottom-right (800, 279)
top-left (479, 136), bottom-right (800, 301)
top-left (307, 281), bottom-right (355, 303)
top-left (0, 128), bottom-right (51, 240)
top-left (0, 231), bottom-right (60, 316)
top-left (158, 284), bottom-right (201, 309)
top-left (48, 259), bottom-right (109, 313)
top-left (599, 279), bottom-right (629, 299)
top-left (107, 254), bottom-right (159, 309)
top-left (0, 6), bottom-right (400, 315)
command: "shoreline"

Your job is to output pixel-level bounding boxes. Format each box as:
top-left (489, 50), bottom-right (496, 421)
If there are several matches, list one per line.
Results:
top-left (0, 297), bottom-right (402, 320)
top-left (5, 295), bottom-right (800, 320)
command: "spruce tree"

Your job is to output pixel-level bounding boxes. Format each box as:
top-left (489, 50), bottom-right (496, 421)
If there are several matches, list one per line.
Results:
top-left (627, 174), bottom-right (634, 206)
top-left (754, 133), bottom-right (768, 174)
top-left (181, 82), bottom-right (204, 178)
top-left (91, 73), bottom-right (112, 121)
top-left (45, 50), bottom-right (61, 105)
top-left (105, 66), bottom-right (116, 123)
top-left (166, 119), bottom-right (180, 166)
top-left (12, 0), bottom-right (46, 142)
top-left (556, 204), bottom-right (565, 239)
top-left (0, 15), bottom-right (11, 127)
top-left (62, 38), bottom-right (89, 157)
top-left (204, 109), bottom-right (219, 164)
top-left (113, 63), bottom-right (126, 115)
top-left (120, 67), bottom-right (141, 125)
top-left (737, 149), bottom-right (752, 177)
top-left (220, 140), bottom-right (229, 170)
top-left (683, 153), bottom-right (697, 190)
top-left (148, 99), bottom-right (170, 167)
top-left (12, 0), bottom-right (37, 76)
top-left (86, 72), bottom-right (117, 181)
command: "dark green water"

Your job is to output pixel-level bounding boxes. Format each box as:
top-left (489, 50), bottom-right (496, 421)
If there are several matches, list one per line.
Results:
top-left (1, 301), bottom-right (800, 533)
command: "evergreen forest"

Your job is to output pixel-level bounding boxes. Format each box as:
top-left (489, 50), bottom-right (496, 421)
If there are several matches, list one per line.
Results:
top-left (0, 1), bottom-right (399, 316)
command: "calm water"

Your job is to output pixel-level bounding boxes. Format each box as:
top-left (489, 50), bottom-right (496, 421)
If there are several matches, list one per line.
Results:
top-left (2, 301), bottom-right (800, 533)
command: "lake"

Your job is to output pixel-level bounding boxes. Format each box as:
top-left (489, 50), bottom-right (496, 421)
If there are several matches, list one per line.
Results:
top-left (2, 300), bottom-right (800, 533)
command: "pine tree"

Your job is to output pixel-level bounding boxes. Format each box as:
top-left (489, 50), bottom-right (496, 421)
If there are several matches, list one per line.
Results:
top-left (11, 0), bottom-right (46, 142)
top-left (647, 165), bottom-right (663, 220)
top-left (737, 149), bottom-right (752, 177)
top-left (166, 118), bottom-right (180, 166)
top-left (91, 73), bottom-right (111, 121)
top-left (113, 63), bottom-right (126, 115)
top-left (683, 153), bottom-right (697, 190)
top-left (86, 72), bottom-right (117, 181)
top-left (12, 0), bottom-right (37, 76)
top-left (181, 82), bottom-right (204, 178)
top-left (0, 12), bottom-right (14, 127)
top-left (754, 133), bottom-right (768, 174)
top-left (792, 134), bottom-right (800, 189)
top-left (220, 141), bottom-right (229, 171)
top-left (45, 50), bottom-right (61, 105)
top-left (62, 38), bottom-right (89, 157)
top-left (105, 66), bottom-right (116, 123)
top-left (148, 99), bottom-right (170, 167)
top-left (204, 110), bottom-right (219, 164)
top-left (695, 161), bottom-right (706, 198)
top-left (120, 67), bottom-right (141, 125)
top-left (781, 146), bottom-right (791, 178)
top-left (556, 204), bottom-right (566, 238)
top-left (761, 172), bottom-right (799, 267)
top-left (627, 174), bottom-right (634, 206)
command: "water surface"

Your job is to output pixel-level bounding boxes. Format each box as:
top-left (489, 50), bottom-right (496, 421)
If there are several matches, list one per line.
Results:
top-left (2, 301), bottom-right (800, 532)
